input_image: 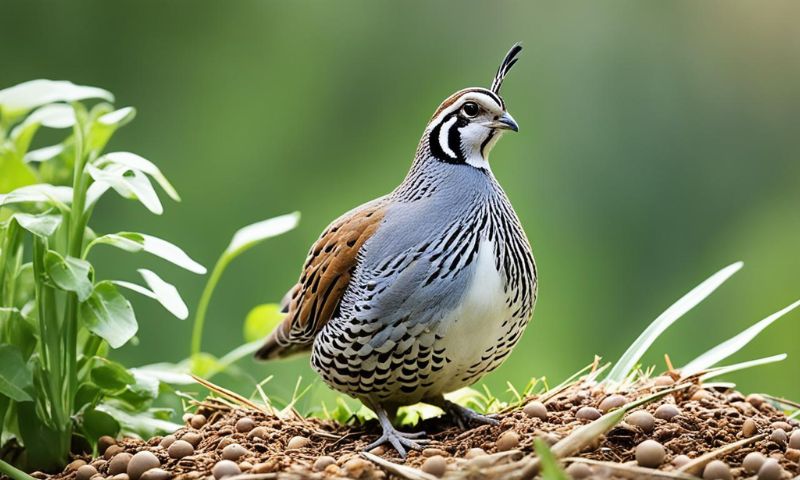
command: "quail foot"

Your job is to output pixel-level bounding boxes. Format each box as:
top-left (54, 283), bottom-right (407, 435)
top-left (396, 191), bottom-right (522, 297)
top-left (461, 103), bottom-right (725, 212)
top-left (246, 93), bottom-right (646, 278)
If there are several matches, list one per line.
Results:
top-left (256, 44), bottom-right (537, 457)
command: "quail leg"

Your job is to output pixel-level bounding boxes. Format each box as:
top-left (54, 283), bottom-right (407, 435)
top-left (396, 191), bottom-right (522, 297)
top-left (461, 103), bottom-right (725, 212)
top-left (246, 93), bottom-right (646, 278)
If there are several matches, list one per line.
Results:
top-left (429, 396), bottom-right (499, 429)
top-left (364, 403), bottom-right (429, 458)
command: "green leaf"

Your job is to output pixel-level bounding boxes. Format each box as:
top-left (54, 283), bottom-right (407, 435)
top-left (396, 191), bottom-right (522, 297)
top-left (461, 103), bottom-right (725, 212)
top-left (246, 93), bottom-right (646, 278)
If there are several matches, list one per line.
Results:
top-left (86, 163), bottom-right (163, 215)
top-left (534, 438), bottom-right (570, 480)
top-left (0, 151), bottom-right (38, 194)
top-left (604, 262), bottom-right (743, 387)
top-left (96, 404), bottom-right (180, 439)
top-left (0, 80), bottom-right (113, 118)
top-left (115, 370), bottom-right (160, 410)
top-left (90, 358), bottom-right (136, 392)
top-left (88, 232), bottom-right (205, 274)
top-left (225, 212), bottom-right (300, 259)
top-left (12, 212), bottom-right (62, 238)
top-left (97, 152), bottom-right (180, 201)
top-left (243, 303), bottom-right (284, 342)
top-left (0, 183), bottom-right (72, 208)
top-left (80, 408), bottom-right (120, 442)
top-left (80, 281), bottom-right (137, 349)
top-left (0, 345), bottom-right (33, 402)
top-left (114, 269), bottom-right (188, 319)
top-left (44, 250), bottom-right (93, 301)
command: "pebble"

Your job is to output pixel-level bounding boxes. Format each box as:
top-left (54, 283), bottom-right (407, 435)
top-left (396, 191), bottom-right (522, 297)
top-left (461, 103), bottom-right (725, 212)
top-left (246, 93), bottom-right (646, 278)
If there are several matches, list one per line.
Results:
top-left (190, 414), bottom-right (207, 429)
top-left (212, 460), bottom-right (241, 480)
top-left (523, 401), bottom-right (547, 420)
top-left (313, 456), bottom-right (336, 472)
top-left (599, 395), bottom-right (626, 413)
top-left (742, 452), bottom-right (767, 474)
top-left (672, 455), bottom-right (690, 467)
top-left (108, 453), bottom-right (133, 475)
top-left (127, 451), bottom-right (160, 480)
top-left (139, 469), bottom-right (170, 480)
top-left (742, 418), bottom-right (758, 437)
top-left (746, 394), bottom-right (765, 408)
top-left (770, 428), bottom-right (787, 448)
top-left (626, 410), bottom-right (655, 433)
top-left (565, 462), bottom-right (592, 479)
top-left (422, 448), bottom-right (447, 457)
top-left (465, 448), bottom-right (486, 459)
top-left (98, 436), bottom-right (117, 455)
top-left (67, 460), bottom-right (87, 472)
top-left (576, 406), bottom-right (602, 421)
top-left (343, 458), bottom-right (370, 478)
top-left (421, 455), bottom-right (447, 477)
top-left (287, 436), bottom-right (310, 449)
top-left (247, 426), bottom-right (268, 440)
top-left (76, 465), bottom-right (98, 480)
top-left (757, 458), bottom-right (782, 480)
top-left (635, 440), bottom-right (665, 468)
top-left (158, 435), bottom-right (176, 449)
top-left (221, 443), bottom-right (248, 461)
top-left (167, 440), bottom-right (194, 459)
top-left (653, 375), bottom-right (675, 386)
top-left (702, 460), bottom-right (732, 480)
top-left (104, 445), bottom-right (125, 460)
top-left (654, 404), bottom-right (680, 420)
top-left (235, 417), bottom-right (255, 433)
top-left (496, 430), bottom-right (519, 451)
top-left (180, 432), bottom-right (202, 447)
top-left (691, 390), bottom-right (711, 401)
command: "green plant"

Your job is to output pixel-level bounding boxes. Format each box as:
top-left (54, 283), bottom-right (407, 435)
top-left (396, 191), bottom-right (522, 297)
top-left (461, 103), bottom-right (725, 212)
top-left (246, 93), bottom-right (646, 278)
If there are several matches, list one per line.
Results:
top-left (0, 80), bottom-right (204, 472)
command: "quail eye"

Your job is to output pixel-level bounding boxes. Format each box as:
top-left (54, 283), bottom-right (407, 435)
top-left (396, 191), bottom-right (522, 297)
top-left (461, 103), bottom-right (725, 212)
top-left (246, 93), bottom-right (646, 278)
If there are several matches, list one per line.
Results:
top-left (462, 102), bottom-right (480, 118)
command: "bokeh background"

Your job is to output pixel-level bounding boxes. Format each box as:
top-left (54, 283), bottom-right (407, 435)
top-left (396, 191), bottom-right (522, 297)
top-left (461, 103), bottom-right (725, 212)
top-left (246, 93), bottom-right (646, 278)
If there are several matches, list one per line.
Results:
top-left (3, 1), bottom-right (799, 410)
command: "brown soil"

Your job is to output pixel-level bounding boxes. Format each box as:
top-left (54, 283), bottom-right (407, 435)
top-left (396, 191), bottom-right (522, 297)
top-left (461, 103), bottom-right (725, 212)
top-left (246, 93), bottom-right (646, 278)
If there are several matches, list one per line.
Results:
top-left (42, 378), bottom-right (800, 480)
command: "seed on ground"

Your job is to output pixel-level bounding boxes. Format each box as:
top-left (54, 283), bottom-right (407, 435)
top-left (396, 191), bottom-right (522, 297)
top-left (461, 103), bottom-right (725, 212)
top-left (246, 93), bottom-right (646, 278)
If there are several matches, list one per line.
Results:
top-left (790, 430), bottom-right (800, 449)
top-left (576, 406), bottom-right (602, 421)
top-left (422, 448), bottom-right (447, 457)
top-left (770, 428), bottom-right (787, 447)
top-left (235, 417), bottom-right (255, 433)
top-left (523, 400), bottom-right (547, 420)
top-left (496, 430), bottom-right (519, 451)
top-left (221, 443), bottom-right (248, 461)
top-left (247, 426), bottom-right (268, 440)
top-left (635, 440), bottom-right (665, 467)
top-left (757, 459), bottom-right (783, 480)
top-left (421, 455), bottom-right (447, 477)
top-left (67, 460), bottom-right (87, 472)
top-left (368, 445), bottom-right (385, 455)
top-left (654, 404), bottom-right (680, 420)
top-left (113, 474), bottom-right (129, 480)
top-left (239, 462), bottom-right (252, 471)
top-left (672, 455), bottom-right (690, 467)
top-left (313, 456), bottom-right (336, 472)
top-left (785, 448), bottom-right (800, 462)
top-left (127, 451), bottom-right (160, 480)
top-left (182, 413), bottom-right (193, 423)
top-left (599, 395), bottom-right (626, 412)
top-left (742, 418), bottom-right (758, 437)
top-left (742, 452), bottom-right (766, 474)
top-left (565, 462), bottom-right (592, 479)
top-left (108, 453), bottom-right (132, 475)
top-left (539, 432), bottom-right (559, 446)
top-left (702, 460), bottom-right (731, 480)
top-left (180, 432), bottom-right (203, 447)
top-left (626, 410), bottom-right (655, 433)
top-left (746, 393), bottom-right (765, 408)
top-left (287, 436), bottom-right (310, 449)
top-left (158, 435), bottom-right (176, 449)
top-left (212, 460), bottom-right (241, 480)
top-left (653, 375), bottom-right (674, 386)
top-left (76, 465), bottom-right (98, 480)
top-left (691, 390), bottom-right (711, 401)
top-left (104, 445), bottom-right (125, 460)
top-left (190, 414), bottom-right (207, 429)
top-left (140, 469), bottom-right (170, 480)
top-left (771, 421), bottom-right (792, 431)
top-left (98, 436), bottom-right (117, 455)
top-left (343, 458), bottom-right (370, 478)
top-left (167, 440), bottom-right (194, 459)
top-left (465, 448), bottom-right (486, 459)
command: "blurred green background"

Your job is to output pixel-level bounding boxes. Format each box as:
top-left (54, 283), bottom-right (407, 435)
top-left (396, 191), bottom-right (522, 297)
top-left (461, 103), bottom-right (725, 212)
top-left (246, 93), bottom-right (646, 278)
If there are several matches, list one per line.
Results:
top-left (3, 1), bottom-right (799, 410)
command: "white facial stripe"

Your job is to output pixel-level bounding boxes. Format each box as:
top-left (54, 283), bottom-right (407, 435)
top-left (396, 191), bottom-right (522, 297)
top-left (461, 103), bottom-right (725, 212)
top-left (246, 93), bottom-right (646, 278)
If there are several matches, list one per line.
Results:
top-left (429, 91), bottom-right (504, 128)
top-left (438, 116), bottom-right (458, 159)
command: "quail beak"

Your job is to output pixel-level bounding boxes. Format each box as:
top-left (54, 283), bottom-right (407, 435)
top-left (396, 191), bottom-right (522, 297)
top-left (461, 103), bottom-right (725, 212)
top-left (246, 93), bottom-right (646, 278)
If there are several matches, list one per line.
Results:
top-left (488, 112), bottom-right (519, 132)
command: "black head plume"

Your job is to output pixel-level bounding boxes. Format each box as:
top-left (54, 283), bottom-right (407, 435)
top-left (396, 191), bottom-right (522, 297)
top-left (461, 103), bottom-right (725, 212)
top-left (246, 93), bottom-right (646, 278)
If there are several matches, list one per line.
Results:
top-left (490, 43), bottom-right (523, 95)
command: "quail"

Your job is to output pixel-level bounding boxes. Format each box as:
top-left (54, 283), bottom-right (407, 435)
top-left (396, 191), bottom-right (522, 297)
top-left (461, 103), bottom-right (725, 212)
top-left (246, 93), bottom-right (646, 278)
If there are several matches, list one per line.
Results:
top-left (256, 44), bottom-right (537, 456)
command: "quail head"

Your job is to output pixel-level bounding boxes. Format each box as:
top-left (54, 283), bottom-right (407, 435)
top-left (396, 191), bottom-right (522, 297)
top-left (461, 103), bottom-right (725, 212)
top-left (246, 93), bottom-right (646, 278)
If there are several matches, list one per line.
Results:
top-left (256, 44), bottom-right (537, 456)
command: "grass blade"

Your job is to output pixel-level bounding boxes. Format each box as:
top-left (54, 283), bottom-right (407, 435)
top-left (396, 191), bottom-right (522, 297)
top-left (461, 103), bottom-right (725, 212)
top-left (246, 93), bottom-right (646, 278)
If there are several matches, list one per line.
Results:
top-left (699, 354), bottom-right (786, 381)
top-left (534, 439), bottom-right (569, 480)
top-left (604, 262), bottom-right (742, 386)
top-left (681, 299), bottom-right (800, 376)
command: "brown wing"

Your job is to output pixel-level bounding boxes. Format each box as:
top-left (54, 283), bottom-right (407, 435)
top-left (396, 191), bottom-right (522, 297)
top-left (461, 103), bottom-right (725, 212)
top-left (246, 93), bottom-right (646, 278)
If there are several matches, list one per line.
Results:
top-left (254, 198), bottom-right (388, 360)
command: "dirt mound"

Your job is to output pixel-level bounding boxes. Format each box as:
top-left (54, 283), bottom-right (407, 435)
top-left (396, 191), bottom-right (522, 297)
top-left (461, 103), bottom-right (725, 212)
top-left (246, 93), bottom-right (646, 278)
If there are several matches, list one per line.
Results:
top-left (43, 378), bottom-right (799, 480)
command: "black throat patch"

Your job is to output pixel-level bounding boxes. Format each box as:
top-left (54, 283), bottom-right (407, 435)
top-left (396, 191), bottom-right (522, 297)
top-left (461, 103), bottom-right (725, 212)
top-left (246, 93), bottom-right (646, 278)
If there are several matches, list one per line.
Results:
top-left (428, 113), bottom-right (469, 164)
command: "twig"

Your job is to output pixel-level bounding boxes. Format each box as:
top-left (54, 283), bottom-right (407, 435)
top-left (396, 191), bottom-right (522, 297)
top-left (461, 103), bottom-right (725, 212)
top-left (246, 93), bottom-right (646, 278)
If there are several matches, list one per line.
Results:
top-left (677, 433), bottom-right (766, 475)
top-left (361, 452), bottom-right (438, 480)
top-left (192, 374), bottom-right (270, 414)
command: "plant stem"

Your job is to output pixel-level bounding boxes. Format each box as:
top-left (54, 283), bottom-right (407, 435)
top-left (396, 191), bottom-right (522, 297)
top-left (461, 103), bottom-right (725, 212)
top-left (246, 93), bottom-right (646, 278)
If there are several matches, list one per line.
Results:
top-left (0, 458), bottom-right (36, 480)
top-left (190, 254), bottom-right (230, 358)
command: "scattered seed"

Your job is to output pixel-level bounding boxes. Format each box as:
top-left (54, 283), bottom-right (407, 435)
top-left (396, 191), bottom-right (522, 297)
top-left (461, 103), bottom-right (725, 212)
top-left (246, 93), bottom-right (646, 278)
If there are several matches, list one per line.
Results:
top-left (465, 448), bottom-right (486, 459)
top-left (247, 426), bottom-right (268, 440)
top-left (523, 401), bottom-right (547, 420)
top-left (182, 413), bottom-right (193, 423)
top-left (67, 460), bottom-right (87, 472)
top-left (180, 432), bottom-right (202, 447)
top-left (104, 445), bottom-right (125, 460)
top-left (654, 404), bottom-right (680, 420)
top-left (76, 465), bottom-right (98, 480)
top-left (691, 390), bottom-right (711, 401)
top-left (235, 417), bottom-right (255, 433)
top-left (496, 430), bottom-right (519, 451)
top-left (742, 418), bottom-right (758, 437)
top-left (539, 432), bottom-right (559, 446)
top-left (756, 458), bottom-right (782, 480)
top-left (770, 428), bottom-right (787, 448)
top-left (221, 443), bottom-right (248, 461)
top-left (108, 453), bottom-right (132, 475)
top-left (626, 410), bottom-right (655, 433)
top-left (113, 473), bottom-right (130, 480)
top-left (368, 445), bottom-right (385, 456)
top-left (785, 448), bottom-right (800, 462)
top-left (790, 430), bottom-right (800, 449)
top-left (771, 421), bottom-right (792, 431)
top-left (127, 451), bottom-right (160, 480)
top-left (635, 440), bottom-right (665, 468)
top-left (139, 468), bottom-right (170, 480)
top-left (576, 406), bottom-right (602, 421)
top-left (287, 436), bottom-right (310, 449)
top-left (599, 395), bottom-right (626, 413)
top-left (158, 435), bottom-right (176, 449)
top-left (313, 456), bottom-right (336, 472)
top-left (190, 414), bottom-right (207, 429)
top-left (422, 448), bottom-right (447, 457)
top-left (212, 460), bottom-right (241, 480)
top-left (653, 375), bottom-right (675, 386)
top-left (421, 455), bottom-right (447, 477)
top-left (746, 394), bottom-right (765, 408)
top-left (239, 462), bottom-right (253, 471)
top-left (742, 452), bottom-right (766, 474)
top-left (98, 436), bottom-right (117, 455)
top-left (251, 462), bottom-right (276, 474)
top-left (565, 462), bottom-right (592, 479)
top-left (672, 454), bottom-right (690, 467)
top-left (343, 458), bottom-right (370, 478)
top-left (167, 440), bottom-right (194, 459)
top-left (702, 460), bottom-right (731, 480)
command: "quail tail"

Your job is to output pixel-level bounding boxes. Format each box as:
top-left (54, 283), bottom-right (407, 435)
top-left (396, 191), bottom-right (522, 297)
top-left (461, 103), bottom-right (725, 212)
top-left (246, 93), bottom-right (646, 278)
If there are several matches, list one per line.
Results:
top-left (365, 403), bottom-right (430, 458)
